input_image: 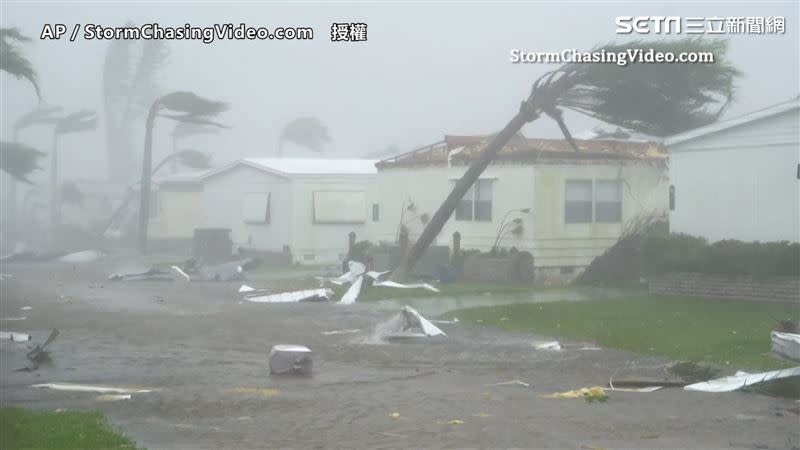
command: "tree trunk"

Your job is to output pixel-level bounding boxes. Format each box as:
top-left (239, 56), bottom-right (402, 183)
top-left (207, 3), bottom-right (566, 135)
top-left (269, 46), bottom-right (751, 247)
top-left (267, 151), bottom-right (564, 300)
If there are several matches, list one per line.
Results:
top-left (170, 134), bottom-right (178, 174)
top-left (7, 129), bottom-right (19, 249)
top-left (391, 110), bottom-right (530, 282)
top-left (137, 102), bottom-right (159, 254)
top-left (50, 133), bottom-right (60, 232)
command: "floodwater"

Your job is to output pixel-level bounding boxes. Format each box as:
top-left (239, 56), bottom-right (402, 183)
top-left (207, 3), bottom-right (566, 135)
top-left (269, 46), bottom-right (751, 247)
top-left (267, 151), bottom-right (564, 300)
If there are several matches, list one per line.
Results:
top-left (1, 261), bottom-right (798, 450)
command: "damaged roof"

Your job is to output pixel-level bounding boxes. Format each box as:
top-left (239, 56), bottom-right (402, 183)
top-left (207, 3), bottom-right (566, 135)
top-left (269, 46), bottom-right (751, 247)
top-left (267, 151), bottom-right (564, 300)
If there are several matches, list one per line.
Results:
top-left (376, 133), bottom-right (666, 169)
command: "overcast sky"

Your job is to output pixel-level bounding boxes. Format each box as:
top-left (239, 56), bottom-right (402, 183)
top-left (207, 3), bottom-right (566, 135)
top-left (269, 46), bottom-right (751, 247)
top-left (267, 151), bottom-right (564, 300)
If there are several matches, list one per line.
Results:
top-left (2, 1), bottom-right (798, 183)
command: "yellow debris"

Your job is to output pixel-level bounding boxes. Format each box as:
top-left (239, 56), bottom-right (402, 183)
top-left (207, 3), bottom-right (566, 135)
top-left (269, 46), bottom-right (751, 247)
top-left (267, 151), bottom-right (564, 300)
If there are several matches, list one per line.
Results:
top-left (227, 387), bottom-right (280, 397)
top-left (390, 412), bottom-right (401, 419)
top-left (543, 386), bottom-right (607, 402)
top-left (447, 419), bottom-right (465, 425)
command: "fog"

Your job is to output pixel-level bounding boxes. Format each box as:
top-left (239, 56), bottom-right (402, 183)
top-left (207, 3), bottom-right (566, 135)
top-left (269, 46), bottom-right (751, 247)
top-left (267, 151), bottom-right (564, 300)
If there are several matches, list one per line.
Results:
top-left (2, 1), bottom-right (798, 183)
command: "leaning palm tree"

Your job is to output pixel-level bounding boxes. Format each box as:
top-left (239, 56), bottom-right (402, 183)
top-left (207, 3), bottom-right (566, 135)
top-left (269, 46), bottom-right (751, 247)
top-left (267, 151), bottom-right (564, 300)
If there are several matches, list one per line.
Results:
top-left (50, 110), bottom-right (97, 228)
top-left (391, 38), bottom-right (740, 281)
top-left (0, 141), bottom-right (45, 183)
top-left (277, 117), bottom-right (331, 157)
top-left (138, 91), bottom-right (228, 253)
top-left (5, 106), bottom-right (61, 244)
top-left (0, 28), bottom-right (40, 100)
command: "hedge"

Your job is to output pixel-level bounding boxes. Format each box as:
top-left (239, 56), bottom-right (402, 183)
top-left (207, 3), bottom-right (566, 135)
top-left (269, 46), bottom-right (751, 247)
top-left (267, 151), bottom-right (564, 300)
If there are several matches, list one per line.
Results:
top-left (642, 234), bottom-right (800, 279)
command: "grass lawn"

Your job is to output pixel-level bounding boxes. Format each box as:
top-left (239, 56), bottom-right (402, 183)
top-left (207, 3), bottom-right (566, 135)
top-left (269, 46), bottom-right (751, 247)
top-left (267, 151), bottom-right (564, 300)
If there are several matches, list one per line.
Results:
top-left (444, 295), bottom-right (800, 371)
top-left (0, 407), bottom-right (141, 450)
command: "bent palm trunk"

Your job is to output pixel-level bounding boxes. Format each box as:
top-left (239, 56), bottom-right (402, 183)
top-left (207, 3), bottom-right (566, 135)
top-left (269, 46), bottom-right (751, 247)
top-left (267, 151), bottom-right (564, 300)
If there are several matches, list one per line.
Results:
top-left (391, 108), bottom-right (533, 282)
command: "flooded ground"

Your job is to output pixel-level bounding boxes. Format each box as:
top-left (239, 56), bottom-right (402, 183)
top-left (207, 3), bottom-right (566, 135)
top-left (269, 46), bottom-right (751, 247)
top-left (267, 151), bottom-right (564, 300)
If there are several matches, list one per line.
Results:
top-left (1, 261), bottom-right (798, 449)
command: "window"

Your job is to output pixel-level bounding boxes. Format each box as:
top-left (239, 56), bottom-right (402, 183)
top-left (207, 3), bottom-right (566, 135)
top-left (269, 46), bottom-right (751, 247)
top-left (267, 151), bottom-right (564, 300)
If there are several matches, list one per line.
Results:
top-left (455, 179), bottom-right (493, 222)
top-left (595, 180), bottom-right (622, 223)
top-left (243, 192), bottom-right (270, 224)
top-left (565, 180), bottom-right (623, 224)
top-left (564, 180), bottom-right (593, 223)
top-left (372, 204), bottom-right (380, 222)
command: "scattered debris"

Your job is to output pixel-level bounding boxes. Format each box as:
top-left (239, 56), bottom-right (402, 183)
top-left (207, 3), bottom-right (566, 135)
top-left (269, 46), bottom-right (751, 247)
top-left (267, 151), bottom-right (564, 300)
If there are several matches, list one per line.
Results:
top-left (170, 265), bottom-right (192, 281)
top-left (771, 331), bottom-right (800, 362)
top-left (95, 394), bottom-right (133, 402)
top-left (269, 345), bottom-right (313, 375)
top-left (58, 250), bottom-right (105, 263)
top-left (0, 331), bottom-right (31, 341)
top-left (227, 387), bottom-right (280, 397)
top-left (321, 329), bottom-right (361, 335)
top-left (684, 367), bottom-right (800, 393)
top-left (544, 386), bottom-right (608, 402)
top-left (492, 380), bottom-right (533, 388)
top-left (608, 377), bottom-right (686, 389)
top-left (239, 284), bottom-right (255, 293)
top-left (1, 317), bottom-right (27, 321)
top-left (373, 280), bottom-right (440, 292)
top-left (381, 306), bottom-right (446, 342)
top-left (32, 383), bottom-right (153, 394)
top-left (108, 268), bottom-right (173, 282)
top-left (390, 412), bottom-right (401, 419)
top-left (339, 275), bottom-right (363, 304)
top-left (447, 419), bottom-right (464, 425)
top-left (25, 329), bottom-right (59, 369)
top-left (21, 306), bottom-right (32, 311)
top-left (534, 341), bottom-right (562, 351)
top-left (245, 288), bottom-right (333, 303)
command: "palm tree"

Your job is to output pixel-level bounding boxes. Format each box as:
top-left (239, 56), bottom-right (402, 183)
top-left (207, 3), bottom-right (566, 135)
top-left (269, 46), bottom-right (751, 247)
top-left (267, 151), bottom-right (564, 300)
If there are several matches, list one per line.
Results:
top-left (4, 106), bottom-right (61, 244)
top-left (277, 117), bottom-right (331, 157)
top-left (0, 28), bottom-right (40, 100)
top-left (391, 38), bottom-right (740, 281)
top-left (51, 110), bottom-right (97, 228)
top-left (0, 142), bottom-right (45, 183)
top-left (103, 31), bottom-right (168, 182)
top-left (138, 91), bottom-right (228, 253)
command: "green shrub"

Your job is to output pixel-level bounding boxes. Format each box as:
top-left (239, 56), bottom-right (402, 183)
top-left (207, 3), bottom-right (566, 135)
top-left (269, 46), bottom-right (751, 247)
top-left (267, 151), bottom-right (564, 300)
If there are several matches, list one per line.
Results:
top-left (642, 234), bottom-right (799, 278)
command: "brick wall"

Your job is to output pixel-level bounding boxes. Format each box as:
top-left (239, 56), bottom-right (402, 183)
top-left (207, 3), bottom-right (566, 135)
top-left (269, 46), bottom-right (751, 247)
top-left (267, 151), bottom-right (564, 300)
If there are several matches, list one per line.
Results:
top-left (649, 272), bottom-right (800, 304)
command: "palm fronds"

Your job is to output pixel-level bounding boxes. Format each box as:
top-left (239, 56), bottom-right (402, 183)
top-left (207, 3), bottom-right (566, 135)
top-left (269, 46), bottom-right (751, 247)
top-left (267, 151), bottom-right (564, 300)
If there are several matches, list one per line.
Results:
top-left (14, 105), bottom-right (62, 132)
top-left (0, 141), bottom-right (46, 183)
top-left (171, 121), bottom-right (222, 138)
top-left (0, 27), bottom-right (40, 100)
top-left (55, 110), bottom-right (97, 134)
top-left (533, 38), bottom-right (739, 141)
top-left (279, 117), bottom-right (331, 153)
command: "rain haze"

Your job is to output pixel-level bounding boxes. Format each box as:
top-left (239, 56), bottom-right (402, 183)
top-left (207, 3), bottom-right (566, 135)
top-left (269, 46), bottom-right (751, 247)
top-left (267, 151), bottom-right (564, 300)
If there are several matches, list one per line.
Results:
top-left (1, 1), bottom-right (799, 449)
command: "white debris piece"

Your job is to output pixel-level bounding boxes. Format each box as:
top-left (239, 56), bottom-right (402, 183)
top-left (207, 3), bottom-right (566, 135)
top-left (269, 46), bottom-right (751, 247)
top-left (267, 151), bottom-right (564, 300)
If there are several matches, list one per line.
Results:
top-left (1, 317), bottom-right (26, 321)
top-left (95, 394), bottom-right (133, 402)
top-left (684, 366), bottom-right (800, 393)
top-left (365, 270), bottom-right (391, 280)
top-left (31, 383), bottom-right (153, 394)
top-left (170, 265), bottom-right (192, 281)
top-left (402, 306), bottom-right (446, 337)
top-left (21, 306), bottom-right (32, 311)
top-left (239, 284), bottom-right (255, 293)
top-left (339, 276), bottom-right (363, 305)
top-left (58, 250), bottom-right (104, 263)
top-left (245, 288), bottom-right (332, 303)
top-left (771, 331), bottom-right (800, 362)
top-left (269, 345), bottom-right (313, 375)
top-left (373, 280), bottom-right (440, 293)
top-left (431, 318), bottom-right (459, 325)
top-left (608, 386), bottom-right (663, 393)
top-left (327, 261), bottom-right (366, 286)
top-left (534, 341), bottom-right (562, 351)
top-left (0, 331), bottom-right (31, 341)
top-left (321, 329), bottom-right (361, 335)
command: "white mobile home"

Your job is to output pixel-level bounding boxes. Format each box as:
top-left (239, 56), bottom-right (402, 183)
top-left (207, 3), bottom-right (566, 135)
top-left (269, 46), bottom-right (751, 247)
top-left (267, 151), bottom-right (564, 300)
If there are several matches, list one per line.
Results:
top-left (371, 134), bottom-right (668, 280)
top-left (200, 158), bottom-right (377, 264)
top-left (665, 98), bottom-right (800, 243)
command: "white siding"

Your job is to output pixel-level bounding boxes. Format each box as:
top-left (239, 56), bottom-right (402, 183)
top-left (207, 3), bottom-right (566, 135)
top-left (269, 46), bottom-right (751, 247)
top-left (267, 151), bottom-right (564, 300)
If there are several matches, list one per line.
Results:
top-left (669, 108), bottom-right (800, 243)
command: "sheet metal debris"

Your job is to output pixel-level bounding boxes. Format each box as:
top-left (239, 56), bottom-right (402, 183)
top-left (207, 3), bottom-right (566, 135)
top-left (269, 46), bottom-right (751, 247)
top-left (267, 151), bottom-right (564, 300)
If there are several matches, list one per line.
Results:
top-left (58, 250), bottom-right (105, 263)
top-left (684, 366), bottom-right (800, 393)
top-left (32, 383), bottom-right (153, 394)
top-left (534, 341), bottom-right (562, 351)
top-left (321, 329), bottom-right (361, 335)
top-left (25, 329), bottom-right (59, 370)
top-left (1, 317), bottom-right (27, 321)
top-left (95, 394), bottom-right (133, 402)
top-left (239, 284), bottom-right (256, 293)
top-left (383, 306), bottom-right (446, 342)
top-left (492, 380), bottom-right (533, 388)
top-left (771, 331), bottom-right (800, 362)
top-left (269, 345), bottom-right (313, 375)
top-left (339, 276), bottom-right (363, 305)
top-left (108, 268), bottom-right (173, 281)
top-left (0, 331), bottom-right (31, 341)
top-left (373, 280), bottom-right (440, 292)
top-left (245, 288), bottom-right (333, 303)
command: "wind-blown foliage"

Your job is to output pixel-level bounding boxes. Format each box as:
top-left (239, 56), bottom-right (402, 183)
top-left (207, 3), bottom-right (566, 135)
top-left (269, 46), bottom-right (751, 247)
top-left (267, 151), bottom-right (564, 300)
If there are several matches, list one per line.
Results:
top-left (0, 28), bottom-right (40, 100)
top-left (14, 106), bottom-right (62, 133)
top-left (172, 121), bottom-right (221, 139)
top-left (158, 91), bottom-right (229, 119)
top-left (393, 38), bottom-right (740, 281)
top-left (55, 110), bottom-right (97, 134)
top-left (278, 117), bottom-right (331, 155)
top-left (102, 27), bottom-right (169, 181)
top-left (0, 141), bottom-right (46, 183)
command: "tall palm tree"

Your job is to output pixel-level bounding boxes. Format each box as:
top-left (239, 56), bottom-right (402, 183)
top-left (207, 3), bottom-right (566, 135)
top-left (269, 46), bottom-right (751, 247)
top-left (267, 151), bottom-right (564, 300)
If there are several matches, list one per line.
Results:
top-left (391, 38), bottom-right (740, 281)
top-left (277, 117), bottom-right (331, 157)
top-left (138, 91), bottom-right (228, 253)
top-left (0, 142), bottom-right (45, 183)
top-left (103, 31), bottom-right (168, 182)
top-left (0, 28), bottom-right (40, 100)
top-left (51, 111), bottom-right (97, 228)
top-left (4, 106), bottom-right (61, 244)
